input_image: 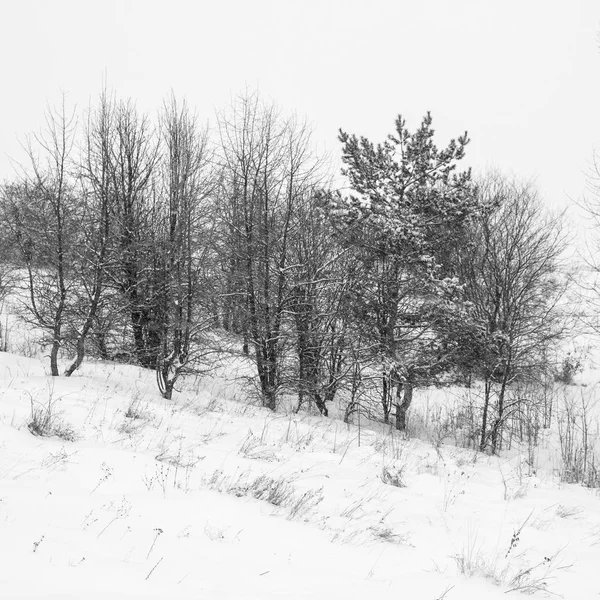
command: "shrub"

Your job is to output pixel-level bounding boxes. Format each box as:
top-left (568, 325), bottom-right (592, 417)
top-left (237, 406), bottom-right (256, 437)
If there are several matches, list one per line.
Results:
top-left (27, 386), bottom-right (76, 442)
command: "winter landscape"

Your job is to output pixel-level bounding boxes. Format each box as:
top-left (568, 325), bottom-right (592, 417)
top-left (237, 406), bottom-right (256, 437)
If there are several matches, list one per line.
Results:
top-left (1, 308), bottom-right (600, 599)
top-left (2, 1), bottom-right (600, 599)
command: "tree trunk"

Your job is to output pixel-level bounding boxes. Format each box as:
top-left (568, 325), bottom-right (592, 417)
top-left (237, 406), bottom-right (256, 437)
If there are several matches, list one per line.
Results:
top-left (131, 307), bottom-right (160, 369)
top-left (157, 368), bottom-right (175, 400)
top-left (491, 370), bottom-right (510, 454)
top-left (50, 338), bottom-right (60, 377)
top-left (382, 372), bottom-right (391, 423)
top-left (64, 337), bottom-right (85, 377)
top-left (314, 393), bottom-right (328, 417)
top-left (395, 381), bottom-right (413, 431)
top-left (479, 378), bottom-right (492, 452)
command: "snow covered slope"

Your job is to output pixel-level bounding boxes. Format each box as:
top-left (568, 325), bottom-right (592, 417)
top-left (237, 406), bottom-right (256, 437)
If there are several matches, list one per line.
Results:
top-left (0, 352), bottom-right (598, 599)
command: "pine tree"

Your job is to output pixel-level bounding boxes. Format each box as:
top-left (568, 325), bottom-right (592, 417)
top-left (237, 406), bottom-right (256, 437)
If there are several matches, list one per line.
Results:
top-left (323, 112), bottom-right (479, 429)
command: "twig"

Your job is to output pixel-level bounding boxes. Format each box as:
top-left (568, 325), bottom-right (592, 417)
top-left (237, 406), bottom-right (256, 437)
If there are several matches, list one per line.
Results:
top-left (145, 557), bottom-right (164, 581)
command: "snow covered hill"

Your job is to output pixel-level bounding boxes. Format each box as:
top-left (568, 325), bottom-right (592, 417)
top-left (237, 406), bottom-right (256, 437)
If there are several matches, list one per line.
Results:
top-left (0, 351), bottom-right (599, 599)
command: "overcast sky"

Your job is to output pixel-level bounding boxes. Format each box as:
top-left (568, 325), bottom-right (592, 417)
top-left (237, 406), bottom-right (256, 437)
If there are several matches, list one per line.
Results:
top-left (1, 0), bottom-right (599, 210)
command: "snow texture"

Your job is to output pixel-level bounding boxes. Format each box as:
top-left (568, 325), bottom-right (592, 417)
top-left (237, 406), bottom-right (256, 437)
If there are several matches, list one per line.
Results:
top-left (0, 350), bottom-right (598, 599)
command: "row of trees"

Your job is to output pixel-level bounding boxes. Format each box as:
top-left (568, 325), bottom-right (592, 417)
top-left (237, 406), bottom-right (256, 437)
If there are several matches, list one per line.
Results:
top-left (0, 90), bottom-right (569, 452)
top-left (1, 92), bottom-right (216, 398)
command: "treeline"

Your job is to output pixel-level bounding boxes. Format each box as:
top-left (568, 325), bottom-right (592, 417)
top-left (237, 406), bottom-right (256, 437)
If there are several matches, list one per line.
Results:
top-left (0, 90), bottom-right (569, 452)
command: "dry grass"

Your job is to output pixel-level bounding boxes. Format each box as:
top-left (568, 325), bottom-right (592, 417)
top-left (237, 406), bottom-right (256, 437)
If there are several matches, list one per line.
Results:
top-left (26, 385), bottom-right (76, 442)
top-left (453, 524), bottom-right (571, 596)
top-left (202, 469), bottom-right (323, 519)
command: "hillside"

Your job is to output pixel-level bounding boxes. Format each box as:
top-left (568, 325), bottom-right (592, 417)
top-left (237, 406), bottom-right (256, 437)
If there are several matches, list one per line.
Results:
top-left (1, 349), bottom-right (599, 599)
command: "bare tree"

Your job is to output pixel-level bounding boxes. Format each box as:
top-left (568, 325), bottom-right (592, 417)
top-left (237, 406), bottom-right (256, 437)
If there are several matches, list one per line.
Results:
top-left (2, 99), bottom-right (80, 375)
top-left (103, 98), bottom-right (160, 368)
top-left (288, 188), bottom-right (351, 416)
top-left (63, 90), bottom-right (115, 375)
top-left (154, 95), bottom-right (216, 399)
top-left (217, 92), bottom-right (320, 410)
top-left (576, 151), bottom-right (600, 336)
top-left (457, 173), bottom-right (569, 452)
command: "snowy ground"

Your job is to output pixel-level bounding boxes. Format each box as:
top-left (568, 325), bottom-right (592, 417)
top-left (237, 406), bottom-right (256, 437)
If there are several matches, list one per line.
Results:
top-left (1, 350), bottom-right (599, 599)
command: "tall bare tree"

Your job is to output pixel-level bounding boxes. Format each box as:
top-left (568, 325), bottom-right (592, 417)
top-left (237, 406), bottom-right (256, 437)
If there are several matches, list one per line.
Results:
top-left (288, 188), bottom-right (354, 416)
top-left (63, 90), bottom-right (116, 375)
top-left (105, 98), bottom-right (160, 368)
top-left (217, 92), bottom-right (320, 410)
top-left (457, 173), bottom-right (569, 452)
top-left (154, 95), bottom-right (216, 399)
top-left (2, 99), bottom-right (80, 375)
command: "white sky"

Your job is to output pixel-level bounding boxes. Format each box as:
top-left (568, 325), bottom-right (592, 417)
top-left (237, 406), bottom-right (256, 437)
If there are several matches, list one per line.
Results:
top-left (1, 0), bottom-right (599, 210)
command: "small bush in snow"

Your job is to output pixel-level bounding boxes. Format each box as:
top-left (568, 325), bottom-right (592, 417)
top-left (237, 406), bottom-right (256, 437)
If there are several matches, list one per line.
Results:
top-left (380, 464), bottom-right (406, 488)
top-left (27, 389), bottom-right (76, 442)
top-left (369, 524), bottom-right (411, 545)
top-left (124, 396), bottom-right (151, 420)
top-left (238, 430), bottom-right (279, 462)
